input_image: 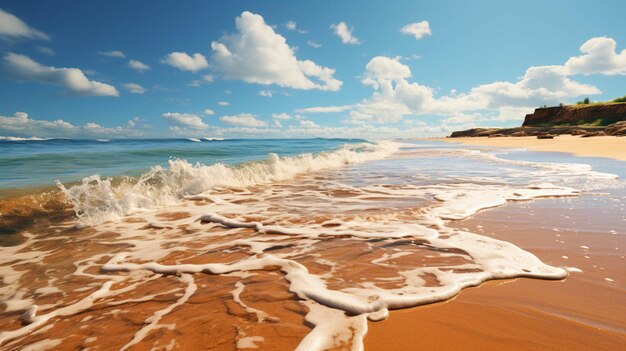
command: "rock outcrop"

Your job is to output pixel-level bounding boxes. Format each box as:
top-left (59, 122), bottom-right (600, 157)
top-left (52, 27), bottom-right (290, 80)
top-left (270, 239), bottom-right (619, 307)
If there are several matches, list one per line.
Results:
top-left (448, 103), bottom-right (626, 138)
top-left (522, 103), bottom-right (626, 127)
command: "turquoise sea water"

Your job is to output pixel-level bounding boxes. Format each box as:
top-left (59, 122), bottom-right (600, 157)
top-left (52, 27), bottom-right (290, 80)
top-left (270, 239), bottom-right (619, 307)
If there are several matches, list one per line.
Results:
top-left (0, 138), bottom-right (364, 190)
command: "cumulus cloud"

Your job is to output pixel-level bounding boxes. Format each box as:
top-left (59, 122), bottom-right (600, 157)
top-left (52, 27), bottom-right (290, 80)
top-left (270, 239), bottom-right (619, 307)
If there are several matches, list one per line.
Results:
top-left (98, 50), bottom-right (125, 58)
top-left (211, 11), bottom-right (341, 91)
top-left (327, 48), bottom-right (603, 125)
top-left (299, 120), bottom-right (319, 128)
top-left (128, 59), bottom-right (150, 72)
top-left (0, 111), bottom-right (145, 138)
top-left (2, 53), bottom-right (119, 96)
top-left (362, 56), bottom-right (411, 87)
top-left (123, 82), bottom-right (146, 94)
top-left (162, 112), bottom-right (208, 129)
top-left (565, 37), bottom-right (626, 75)
top-left (162, 52), bottom-right (209, 72)
top-left (220, 113), bottom-right (268, 127)
top-left (330, 22), bottom-right (360, 45)
top-left (0, 9), bottom-right (49, 40)
top-left (400, 21), bottom-right (431, 40)
top-left (270, 113), bottom-right (295, 127)
top-left (203, 109), bottom-right (215, 116)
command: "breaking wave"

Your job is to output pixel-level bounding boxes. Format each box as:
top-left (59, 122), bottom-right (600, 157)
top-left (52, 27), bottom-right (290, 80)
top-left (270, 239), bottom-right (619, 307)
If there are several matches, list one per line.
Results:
top-left (58, 141), bottom-right (400, 226)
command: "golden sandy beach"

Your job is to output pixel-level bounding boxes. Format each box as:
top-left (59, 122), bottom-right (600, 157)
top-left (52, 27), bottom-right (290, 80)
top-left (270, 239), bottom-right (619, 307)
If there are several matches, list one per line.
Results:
top-left (1, 140), bottom-right (624, 350)
top-left (366, 136), bottom-right (626, 351)
top-left (439, 135), bottom-right (626, 161)
top-left (366, 198), bottom-right (626, 350)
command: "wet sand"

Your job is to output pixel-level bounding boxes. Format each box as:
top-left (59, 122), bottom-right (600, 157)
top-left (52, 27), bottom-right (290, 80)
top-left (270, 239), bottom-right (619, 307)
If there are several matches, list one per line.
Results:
top-left (1, 143), bottom-right (624, 350)
top-left (439, 135), bottom-right (626, 161)
top-left (366, 195), bottom-right (626, 350)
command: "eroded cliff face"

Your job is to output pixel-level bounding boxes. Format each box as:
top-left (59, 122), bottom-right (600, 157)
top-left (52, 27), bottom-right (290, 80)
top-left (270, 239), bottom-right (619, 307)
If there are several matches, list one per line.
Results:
top-left (522, 103), bottom-right (626, 127)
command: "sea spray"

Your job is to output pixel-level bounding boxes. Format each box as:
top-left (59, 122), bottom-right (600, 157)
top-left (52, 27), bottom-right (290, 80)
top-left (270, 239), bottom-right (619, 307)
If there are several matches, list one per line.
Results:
top-left (57, 141), bottom-right (400, 226)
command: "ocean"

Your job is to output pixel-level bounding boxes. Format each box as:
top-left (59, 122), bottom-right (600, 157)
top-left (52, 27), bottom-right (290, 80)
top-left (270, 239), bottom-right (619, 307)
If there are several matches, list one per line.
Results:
top-left (0, 138), bottom-right (623, 350)
top-left (0, 138), bottom-right (364, 191)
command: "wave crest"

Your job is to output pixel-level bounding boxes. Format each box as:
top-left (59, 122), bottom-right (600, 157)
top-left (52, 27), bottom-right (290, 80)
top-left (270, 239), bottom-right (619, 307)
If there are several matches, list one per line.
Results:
top-left (58, 141), bottom-right (399, 226)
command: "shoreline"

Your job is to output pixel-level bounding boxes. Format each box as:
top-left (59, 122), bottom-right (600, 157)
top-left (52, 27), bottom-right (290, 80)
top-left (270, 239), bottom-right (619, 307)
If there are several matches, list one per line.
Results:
top-left (365, 195), bottom-right (626, 350)
top-left (1, 140), bottom-right (624, 349)
top-left (434, 135), bottom-right (626, 161)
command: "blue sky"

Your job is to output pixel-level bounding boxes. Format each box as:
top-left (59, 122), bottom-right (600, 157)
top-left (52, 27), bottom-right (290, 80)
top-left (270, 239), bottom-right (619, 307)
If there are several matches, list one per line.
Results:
top-left (1, 0), bottom-right (625, 139)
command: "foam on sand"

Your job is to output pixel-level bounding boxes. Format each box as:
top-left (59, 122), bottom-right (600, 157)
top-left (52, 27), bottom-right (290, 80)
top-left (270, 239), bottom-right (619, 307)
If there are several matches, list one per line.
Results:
top-left (1, 141), bottom-right (621, 350)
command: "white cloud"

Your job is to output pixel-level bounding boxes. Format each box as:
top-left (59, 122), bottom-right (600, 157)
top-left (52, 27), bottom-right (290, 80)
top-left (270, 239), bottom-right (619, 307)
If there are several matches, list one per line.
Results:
top-left (285, 21), bottom-right (297, 31)
top-left (162, 52), bottom-right (209, 72)
top-left (307, 40), bottom-right (321, 48)
top-left (270, 113), bottom-right (293, 128)
top-left (259, 90), bottom-right (273, 97)
top-left (0, 9), bottom-right (49, 40)
top-left (162, 112), bottom-right (208, 129)
top-left (565, 37), bottom-right (626, 75)
top-left (220, 113), bottom-right (268, 127)
top-left (285, 20), bottom-right (307, 34)
top-left (400, 21), bottom-right (431, 40)
top-left (296, 105), bottom-right (353, 113)
top-left (98, 50), bottom-right (125, 58)
top-left (203, 109), bottom-right (215, 116)
top-left (342, 52), bottom-right (601, 125)
top-left (440, 65), bottom-right (600, 112)
top-left (189, 74), bottom-right (214, 87)
top-left (218, 101), bottom-right (230, 106)
top-left (211, 11), bottom-right (341, 91)
top-left (272, 113), bottom-right (293, 120)
top-left (3, 53), bottom-right (119, 96)
top-left (330, 22), bottom-right (360, 45)
top-left (128, 59), bottom-right (150, 72)
top-left (299, 120), bottom-right (319, 128)
top-left (0, 111), bottom-right (146, 138)
top-left (363, 56), bottom-right (411, 85)
top-left (123, 82), bottom-right (146, 94)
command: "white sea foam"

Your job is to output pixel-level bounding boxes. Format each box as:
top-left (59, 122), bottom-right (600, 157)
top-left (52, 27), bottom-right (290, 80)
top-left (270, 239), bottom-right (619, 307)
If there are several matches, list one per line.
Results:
top-left (58, 141), bottom-right (400, 226)
top-left (4, 141), bottom-right (622, 349)
top-left (0, 136), bottom-right (51, 141)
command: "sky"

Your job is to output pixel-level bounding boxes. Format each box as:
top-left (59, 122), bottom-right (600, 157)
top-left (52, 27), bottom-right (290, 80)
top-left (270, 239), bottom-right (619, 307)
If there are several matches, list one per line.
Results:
top-left (0, 0), bottom-right (625, 139)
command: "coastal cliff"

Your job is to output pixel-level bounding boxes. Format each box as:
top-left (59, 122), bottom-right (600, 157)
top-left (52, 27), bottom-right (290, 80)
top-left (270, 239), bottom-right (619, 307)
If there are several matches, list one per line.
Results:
top-left (522, 103), bottom-right (626, 127)
top-left (449, 102), bottom-right (626, 138)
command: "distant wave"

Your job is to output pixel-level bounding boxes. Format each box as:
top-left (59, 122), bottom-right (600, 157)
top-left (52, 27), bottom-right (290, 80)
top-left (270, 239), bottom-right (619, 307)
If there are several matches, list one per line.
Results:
top-left (0, 136), bottom-right (51, 141)
top-left (186, 138), bottom-right (201, 142)
top-left (202, 137), bottom-right (225, 141)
